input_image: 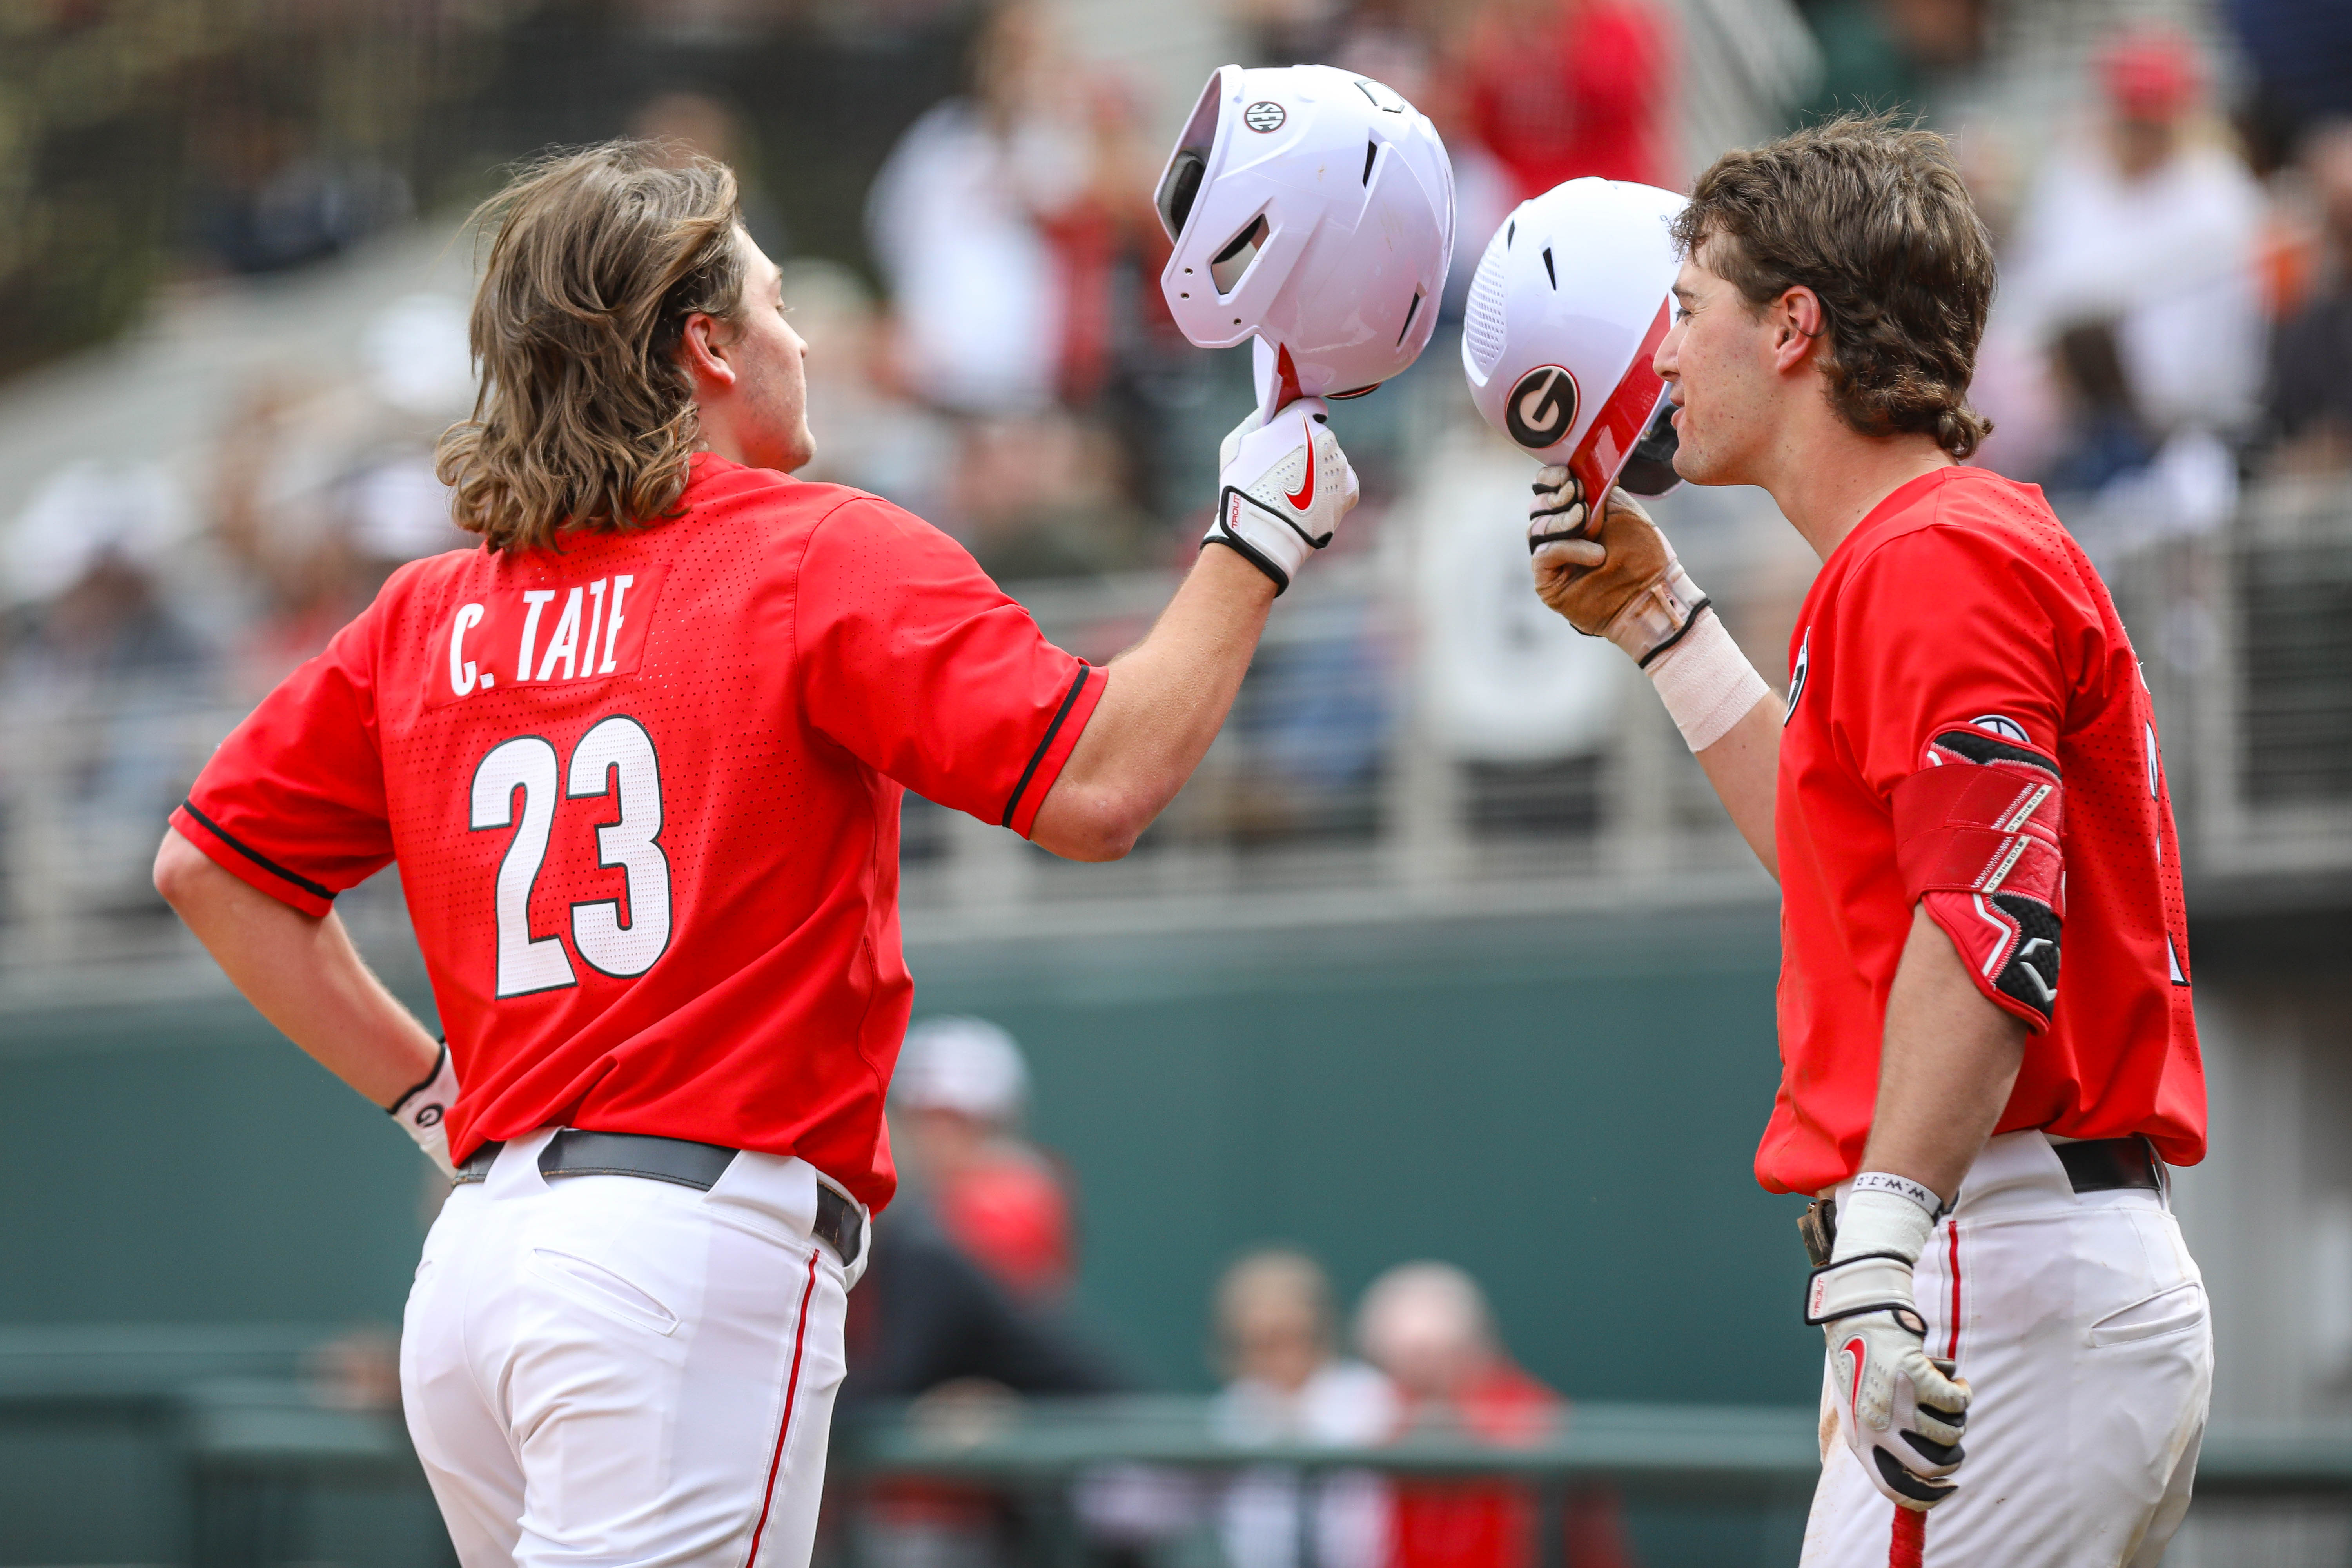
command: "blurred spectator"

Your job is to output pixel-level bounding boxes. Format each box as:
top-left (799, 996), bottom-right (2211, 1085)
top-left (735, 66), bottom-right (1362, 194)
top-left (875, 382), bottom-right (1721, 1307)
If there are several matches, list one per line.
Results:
top-left (1796, 0), bottom-right (1989, 124)
top-left (2227, 0), bottom-right (2352, 172)
top-left (2038, 318), bottom-right (2159, 501)
top-left (1998, 26), bottom-right (2265, 442)
top-left (849, 1016), bottom-right (1123, 1568)
top-left (184, 100), bottom-right (410, 277)
top-left (867, 1), bottom-right (1095, 414)
top-left (948, 414), bottom-right (1151, 582)
top-left (1211, 1249), bottom-right (1397, 1568)
top-left (2263, 121), bottom-right (2352, 473)
top-left (1356, 1263), bottom-right (1634, 1568)
top-left (896, 1016), bottom-right (1077, 1301)
top-left (1452, 0), bottom-right (1674, 200)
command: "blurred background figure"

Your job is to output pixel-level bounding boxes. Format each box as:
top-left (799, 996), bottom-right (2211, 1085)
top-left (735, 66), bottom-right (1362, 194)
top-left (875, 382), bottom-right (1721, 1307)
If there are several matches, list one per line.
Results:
top-left (1450, 0), bottom-right (1675, 201)
top-left (1357, 1262), bottom-right (1635, 1568)
top-left (1211, 1248), bottom-right (1397, 1568)
top-left (867, 0), bottom-right (1102, 416)
top-left (894, 1015), bottom-right (1076, 1302)
top-left (1999, 24), bottom-right (2265, 446)
top-left (844, 1016), bottom-right (1126, 1568)
top-left (2263, 120), bottom-right (2352, 474)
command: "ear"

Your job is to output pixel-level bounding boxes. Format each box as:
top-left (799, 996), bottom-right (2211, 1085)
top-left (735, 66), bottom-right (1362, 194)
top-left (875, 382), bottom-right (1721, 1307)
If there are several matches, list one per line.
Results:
top-left (1770, 286), bottom-right (1826, 375)
top-left (678, 313), bottom-right (739, 395)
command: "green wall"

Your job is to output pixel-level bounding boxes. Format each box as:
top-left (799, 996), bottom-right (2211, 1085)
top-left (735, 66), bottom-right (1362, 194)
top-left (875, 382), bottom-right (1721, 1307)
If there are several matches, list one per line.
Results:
top-left (0, 903), bottom-right (1818, 1408)
top-left (907, 905), bottom-right (1818, 1407)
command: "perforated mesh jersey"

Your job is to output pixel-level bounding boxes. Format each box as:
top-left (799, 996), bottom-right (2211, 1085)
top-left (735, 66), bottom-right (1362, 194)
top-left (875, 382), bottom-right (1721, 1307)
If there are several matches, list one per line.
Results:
top-left (172, 455), bottom-right (1104, 1211)
top-left (1763, 465), bottom-right (2202, 1198)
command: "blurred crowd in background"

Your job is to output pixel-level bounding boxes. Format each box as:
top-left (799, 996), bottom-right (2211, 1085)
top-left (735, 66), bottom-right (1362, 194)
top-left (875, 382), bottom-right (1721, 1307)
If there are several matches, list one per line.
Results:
top-left (0, 0), bottom-right (2345, 944)
top-left (11, 0), bottom-right (2352, 690)
top-left (5, 5), bottom-right (2352, 1561)
top-left (839, 1013), bottom-right (1642, 1568)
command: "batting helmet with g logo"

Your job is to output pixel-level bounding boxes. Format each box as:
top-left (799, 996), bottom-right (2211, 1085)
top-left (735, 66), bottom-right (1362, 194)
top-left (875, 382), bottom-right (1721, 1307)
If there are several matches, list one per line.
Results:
top-left (1463, 178), bottom-right (1686, 499)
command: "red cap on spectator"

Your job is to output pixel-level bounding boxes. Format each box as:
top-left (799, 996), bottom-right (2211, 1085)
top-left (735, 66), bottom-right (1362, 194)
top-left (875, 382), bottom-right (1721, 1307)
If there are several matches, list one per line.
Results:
top-left (2100, 25), bottom-right (2201, 121)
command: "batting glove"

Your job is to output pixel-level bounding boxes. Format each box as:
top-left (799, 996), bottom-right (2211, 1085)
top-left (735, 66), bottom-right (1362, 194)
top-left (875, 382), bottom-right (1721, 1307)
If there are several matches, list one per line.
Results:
top-left (1528, 468), bottom-right (1769, 753)
top-left (388, 1043), bottom-right (460, 1182)
top-left (1525, 467), bottom-right (1708, 666)
top-left (1207, 399), bottom-right (1359, 594)
top-left (1805, 1183), bottom-right (1971, 1511)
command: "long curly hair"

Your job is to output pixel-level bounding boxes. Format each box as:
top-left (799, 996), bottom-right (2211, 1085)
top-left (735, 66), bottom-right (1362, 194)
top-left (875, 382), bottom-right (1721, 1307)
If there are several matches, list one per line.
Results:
top-left (436, 142), bottom-right (746, 554)
top-left (1670, 114), bottom-right (1996, 460)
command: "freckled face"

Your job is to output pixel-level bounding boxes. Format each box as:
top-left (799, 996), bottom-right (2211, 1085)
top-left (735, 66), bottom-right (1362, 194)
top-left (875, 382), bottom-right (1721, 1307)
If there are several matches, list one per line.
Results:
top-left (1653, 247), bottom-right (1779, 488)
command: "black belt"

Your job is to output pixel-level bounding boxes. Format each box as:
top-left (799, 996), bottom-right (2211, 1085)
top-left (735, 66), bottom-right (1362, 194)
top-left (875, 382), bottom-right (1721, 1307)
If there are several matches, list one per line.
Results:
top-left (1799, 1136), bottom-right (2164, 1266)
top-left (456, 1130), bottom-right (863, 1267)
top-left (2053, 1134), bottom-right (2166, 1195)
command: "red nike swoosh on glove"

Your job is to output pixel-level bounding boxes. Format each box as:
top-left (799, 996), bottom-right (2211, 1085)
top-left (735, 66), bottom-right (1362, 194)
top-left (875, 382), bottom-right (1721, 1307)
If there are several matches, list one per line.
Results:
top-left (1846, 1336), bottom-right (1867, 1414)
top-left (1287, 429), bottom-right (1315, 510)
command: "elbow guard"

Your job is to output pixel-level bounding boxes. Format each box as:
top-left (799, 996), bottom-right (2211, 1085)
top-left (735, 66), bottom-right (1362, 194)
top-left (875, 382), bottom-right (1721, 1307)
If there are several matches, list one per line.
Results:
top-left (1893, 729), bottom-right (2065, 1029)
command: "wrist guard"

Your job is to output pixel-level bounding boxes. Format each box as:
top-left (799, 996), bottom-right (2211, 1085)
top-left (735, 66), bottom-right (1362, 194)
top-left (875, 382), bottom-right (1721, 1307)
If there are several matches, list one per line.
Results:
top-left (389, 1043), bottom-right (459, 1182)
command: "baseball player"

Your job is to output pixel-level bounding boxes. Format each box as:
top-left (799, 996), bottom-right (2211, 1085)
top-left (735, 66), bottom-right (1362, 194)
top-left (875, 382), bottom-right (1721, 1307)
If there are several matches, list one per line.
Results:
top-left (1522, 117), bottom-right (2210, 1565)
top-left (151, 141), bottom-right (1360, 1568)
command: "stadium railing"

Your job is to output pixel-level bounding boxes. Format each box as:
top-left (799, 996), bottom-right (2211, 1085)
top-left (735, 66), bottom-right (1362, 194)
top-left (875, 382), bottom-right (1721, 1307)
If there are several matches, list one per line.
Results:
top-left (2, 477), bottom-right (2350, 976)
top-left (6, 1328), bottom-right (2351, 1568)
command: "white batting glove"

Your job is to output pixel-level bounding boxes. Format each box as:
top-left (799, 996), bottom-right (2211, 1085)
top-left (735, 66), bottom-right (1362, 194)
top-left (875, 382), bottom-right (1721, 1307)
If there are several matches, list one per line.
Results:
top-left (1206, 398), bottom-right (1359, 594)
top-left (388, 1043), bottom-right (460, 1182)
top-left (1805, 1182), bottom-right (1971, 1511)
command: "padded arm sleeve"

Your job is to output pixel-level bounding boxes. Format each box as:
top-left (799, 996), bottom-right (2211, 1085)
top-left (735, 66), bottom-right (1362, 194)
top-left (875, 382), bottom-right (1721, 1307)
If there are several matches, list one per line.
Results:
top-left (1892, 728), bottom-right (2066, 1030)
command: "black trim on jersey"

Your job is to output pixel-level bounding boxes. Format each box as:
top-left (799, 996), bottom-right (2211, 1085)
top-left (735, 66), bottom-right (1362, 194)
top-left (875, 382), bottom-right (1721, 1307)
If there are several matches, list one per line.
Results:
top-left (178, 799), bottom-right (334, 902)
top-left (1001, 664), bottom-right (1094, 830)
top-left (1933, 728), bottom-right (2058, 775)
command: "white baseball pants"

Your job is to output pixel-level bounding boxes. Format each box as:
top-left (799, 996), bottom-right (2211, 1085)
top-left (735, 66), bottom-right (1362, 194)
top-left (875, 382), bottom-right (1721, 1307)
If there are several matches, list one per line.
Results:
top-left (400, 1128), bottom-right (852, 1568)
top-left (1801, 1130), bottom-right (2212, 1568)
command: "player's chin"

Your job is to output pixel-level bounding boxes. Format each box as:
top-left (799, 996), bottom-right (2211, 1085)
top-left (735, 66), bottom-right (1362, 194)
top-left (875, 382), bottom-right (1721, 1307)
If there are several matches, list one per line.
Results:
top-left (784, 428), bottom-right (817, 475)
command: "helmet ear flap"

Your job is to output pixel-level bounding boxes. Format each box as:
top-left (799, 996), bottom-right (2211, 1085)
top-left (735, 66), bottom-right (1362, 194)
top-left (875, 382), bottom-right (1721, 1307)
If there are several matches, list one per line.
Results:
top-left (1617, 395), bottom-right (1684, 496)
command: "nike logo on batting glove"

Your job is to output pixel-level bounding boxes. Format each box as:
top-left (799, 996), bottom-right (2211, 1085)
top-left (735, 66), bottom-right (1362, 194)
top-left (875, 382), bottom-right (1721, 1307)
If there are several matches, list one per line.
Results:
top-left (1205, 398), bottom-right (1357, 593)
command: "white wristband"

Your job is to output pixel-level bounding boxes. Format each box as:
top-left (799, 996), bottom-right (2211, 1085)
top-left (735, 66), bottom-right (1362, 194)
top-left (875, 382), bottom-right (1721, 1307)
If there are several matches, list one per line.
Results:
top-left (1831, 1185), bottom-right (1940, 1266)
top-left (1644, 609), bottom-right (1771, 753)
top-left (388, 1044), bottom-right (460, 1181)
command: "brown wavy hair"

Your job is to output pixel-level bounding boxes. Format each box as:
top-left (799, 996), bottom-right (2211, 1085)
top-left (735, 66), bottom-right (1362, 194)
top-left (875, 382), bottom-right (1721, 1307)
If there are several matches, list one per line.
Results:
top-left (437, 142), bottom-right (747, 553)
top-left (1670, 114), bottom-right (1996, 460)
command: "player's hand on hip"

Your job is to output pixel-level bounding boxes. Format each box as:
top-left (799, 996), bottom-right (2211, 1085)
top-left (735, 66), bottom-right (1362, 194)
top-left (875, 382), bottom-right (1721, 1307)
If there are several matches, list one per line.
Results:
top-left (388, 1043), bottom-right (461, 1182)
top-left (1526, 468), bottom-right (1708, 667)
top-left (1804, 1186), bottom-right (1970, 1510)
top-left (1206, 399), bottom-right (1359, 595)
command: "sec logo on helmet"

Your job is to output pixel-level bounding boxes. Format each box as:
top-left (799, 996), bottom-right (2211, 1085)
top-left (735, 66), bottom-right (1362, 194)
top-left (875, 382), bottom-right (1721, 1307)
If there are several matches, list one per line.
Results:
top-left (1504, 365), bottom-right (1579, 449)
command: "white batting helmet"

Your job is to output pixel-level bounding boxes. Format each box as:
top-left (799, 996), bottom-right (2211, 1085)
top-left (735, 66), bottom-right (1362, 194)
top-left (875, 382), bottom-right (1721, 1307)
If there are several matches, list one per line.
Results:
top-left (1154, 64), bottom-right (1455, 401)
top-left (1462, 178), bottom-right (1687, 498)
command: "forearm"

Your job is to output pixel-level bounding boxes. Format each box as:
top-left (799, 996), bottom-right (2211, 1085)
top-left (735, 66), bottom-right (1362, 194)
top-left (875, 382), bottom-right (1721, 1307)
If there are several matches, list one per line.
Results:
top-left (154, 828), bottom-right (440, 1107)
top-left (1028, 546), bottom-right (1276, 860)
top-left (1859, 904), bottom-right (2029, 1201)
top-left (1692, 689), bottom-right (1783, 879)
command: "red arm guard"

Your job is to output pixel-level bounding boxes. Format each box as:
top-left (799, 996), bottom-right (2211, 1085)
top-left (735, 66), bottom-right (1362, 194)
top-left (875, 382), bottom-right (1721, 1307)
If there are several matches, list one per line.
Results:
top-left (1892, 728), bottom-right (2066, 1029)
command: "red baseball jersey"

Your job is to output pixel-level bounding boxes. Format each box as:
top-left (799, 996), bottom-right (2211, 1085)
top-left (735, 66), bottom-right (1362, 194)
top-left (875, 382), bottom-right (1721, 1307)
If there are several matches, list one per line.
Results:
top-left (1762, 465), bottom-right (2204, 1196)
top-left (172, 454), bottom-right (1104, 1210)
